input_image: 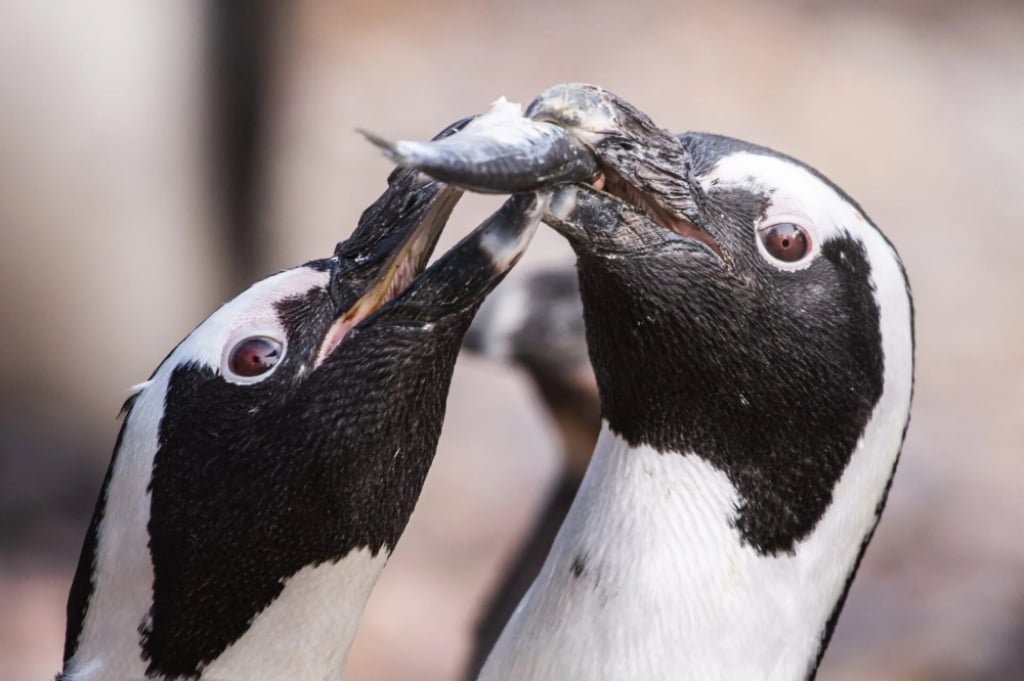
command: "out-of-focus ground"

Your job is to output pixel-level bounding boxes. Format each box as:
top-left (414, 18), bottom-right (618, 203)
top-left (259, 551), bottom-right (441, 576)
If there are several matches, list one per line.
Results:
top-left (1, 1), bottom-right (1022, 680)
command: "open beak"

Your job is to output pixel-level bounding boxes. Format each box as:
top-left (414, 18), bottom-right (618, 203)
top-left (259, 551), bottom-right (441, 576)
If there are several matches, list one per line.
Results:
top-left (363, 191), bottom-right (550, 327)
top-left (314, 119), bottom-right (485, 364)
top-left (362, 84), bottom-right (725, 262)
top-left (318, 114), bottom-right (552, 363)
top-left (317, 172), bottom-right (462, 364)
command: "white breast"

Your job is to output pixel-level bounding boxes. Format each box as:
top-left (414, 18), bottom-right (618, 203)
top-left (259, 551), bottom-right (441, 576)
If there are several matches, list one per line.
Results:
top-left (62, 371), bottom-right (166, 681)
top-left (479, 414), bottom-right (907, 681)
top-left (201, 550), bottom-right (387, 681)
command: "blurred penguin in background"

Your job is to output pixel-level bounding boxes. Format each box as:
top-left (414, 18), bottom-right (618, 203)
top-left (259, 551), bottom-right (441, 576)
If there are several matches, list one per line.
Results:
top-left (461, 267), bottom-right (598, 680)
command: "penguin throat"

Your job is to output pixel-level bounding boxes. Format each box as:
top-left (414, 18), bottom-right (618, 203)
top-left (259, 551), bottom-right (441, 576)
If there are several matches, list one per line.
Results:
top-left (596, 168), bottom-right (725, 260)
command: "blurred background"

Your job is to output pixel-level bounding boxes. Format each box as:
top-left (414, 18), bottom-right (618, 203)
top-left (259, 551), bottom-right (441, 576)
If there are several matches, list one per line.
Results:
top-left (1, 0), bottom-right (1022, 679)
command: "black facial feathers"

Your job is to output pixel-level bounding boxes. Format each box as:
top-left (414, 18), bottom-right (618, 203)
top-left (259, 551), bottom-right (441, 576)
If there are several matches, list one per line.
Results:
top-left (140, 286), bottom-right (475, 676)
top-left (574, 136), bottom-right (887, 555)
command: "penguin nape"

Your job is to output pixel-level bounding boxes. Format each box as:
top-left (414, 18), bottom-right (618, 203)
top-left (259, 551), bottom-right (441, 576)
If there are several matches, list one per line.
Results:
top-left (368, 83), bottom-right (915, 681)
top-left (58, 117), bottom-right (568, 681)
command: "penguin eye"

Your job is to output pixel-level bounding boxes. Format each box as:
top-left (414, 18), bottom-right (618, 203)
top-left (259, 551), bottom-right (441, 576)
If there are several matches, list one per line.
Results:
top-left (759, 222), bottom-right (810, 263)
top-left (227, 337), bottom-right (283, 379)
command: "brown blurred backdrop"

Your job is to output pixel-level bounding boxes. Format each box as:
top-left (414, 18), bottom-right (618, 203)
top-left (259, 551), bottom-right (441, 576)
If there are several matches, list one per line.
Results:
top-left (1, 1), bottom-right (1022, 679)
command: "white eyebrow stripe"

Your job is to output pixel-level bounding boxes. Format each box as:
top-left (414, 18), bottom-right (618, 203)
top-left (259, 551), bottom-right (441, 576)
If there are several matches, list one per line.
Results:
top-left (168, 266), bottom-right (330, 373)
top-left (702, 151), bottom-right (866, 244)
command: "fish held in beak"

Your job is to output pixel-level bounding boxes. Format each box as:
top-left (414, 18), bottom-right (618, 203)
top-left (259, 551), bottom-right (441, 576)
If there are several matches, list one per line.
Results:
top-left (361, 97), bottom-right (599, 194)
top-left (361, 84), bottom-right (723, 261)
top-left (318, 117), bottom-right (552, 364)
top-left (317, 118), bottom-right (478, 364)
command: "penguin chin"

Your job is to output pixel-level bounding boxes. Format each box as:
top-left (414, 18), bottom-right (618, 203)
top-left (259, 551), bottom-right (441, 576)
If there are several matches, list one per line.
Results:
top-left (595, 167), bottom-right (725, 260)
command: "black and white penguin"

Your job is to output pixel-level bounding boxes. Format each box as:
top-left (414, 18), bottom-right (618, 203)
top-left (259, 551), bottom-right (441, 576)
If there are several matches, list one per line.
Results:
top-left (368, 83), bottom-right (915, 680)
top-left (58, 118), bottom-right (560, 680)
top-left (461, 268), bottom-right (598, 680)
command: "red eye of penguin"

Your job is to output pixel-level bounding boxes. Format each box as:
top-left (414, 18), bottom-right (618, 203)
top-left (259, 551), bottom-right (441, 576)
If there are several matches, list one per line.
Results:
top-left (228, 337), bottom-right (283, 377)
top-left (760, 222), bottom-right (809, 262)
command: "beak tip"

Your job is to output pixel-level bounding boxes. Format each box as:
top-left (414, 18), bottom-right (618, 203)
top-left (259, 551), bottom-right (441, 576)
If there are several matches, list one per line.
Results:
top-left (477, 192), bottom-right (548, 273)
top-left (548, 185), bottom-right (580, 222)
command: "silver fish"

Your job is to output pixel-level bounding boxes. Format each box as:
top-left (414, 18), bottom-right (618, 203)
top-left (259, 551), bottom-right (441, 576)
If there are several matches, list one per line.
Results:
top-left (361, 84), bottom-right (697, 229)
top-left (360, 96), bottom-right (598, 194)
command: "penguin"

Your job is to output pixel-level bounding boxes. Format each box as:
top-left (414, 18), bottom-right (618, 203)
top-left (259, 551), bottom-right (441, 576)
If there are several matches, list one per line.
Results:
top-left (58, 116), bottom-right (575, 681)
top-left (460, 268), bottom-right (598, 680)
top-left (366, 83), bottom-right (915, 681)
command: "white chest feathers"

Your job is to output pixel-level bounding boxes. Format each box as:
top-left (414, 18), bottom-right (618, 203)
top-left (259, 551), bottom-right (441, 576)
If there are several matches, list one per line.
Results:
top-left (478, 424), bottom-right (898, 681)
top-left (199, 550), bottom-right (387, 681)
top-left (65, 547), bottom-right (386, 681)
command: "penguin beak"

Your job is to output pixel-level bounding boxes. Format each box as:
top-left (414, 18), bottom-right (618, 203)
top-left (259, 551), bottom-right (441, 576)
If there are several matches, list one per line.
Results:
top-left (361, 84), bottom-right (725, 262)
top-left (317, 117), bottom-right (547, 363)
top-left (572, 166), bottom-right (726, 263)
top-left (365, 191), bottom-right (549, 325)
top-left (317, 171), bottom-right (463, 363)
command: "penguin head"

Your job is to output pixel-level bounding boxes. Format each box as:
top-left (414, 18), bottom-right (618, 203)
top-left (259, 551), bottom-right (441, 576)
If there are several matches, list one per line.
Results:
top-left (63, 115), bottom-right (545, 679)
top-left (545, 124), bottom-right (915, 556)
top-left (361, 85), bottom-right (914, 558)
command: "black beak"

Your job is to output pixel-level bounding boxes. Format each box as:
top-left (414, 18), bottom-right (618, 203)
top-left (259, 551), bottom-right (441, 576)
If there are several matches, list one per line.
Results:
top-left (366, 191), bottom-right (549, 327)
top-left (329, 117), bottom-right (477, 310)
top-left (315, 119), bottom-right (473, 362)
top-left (544, 182), bottom-right (682, 256)
top-left (316, 172), bottom-right (462, 362)
top-left (317, 116), bottom-right (548, 362)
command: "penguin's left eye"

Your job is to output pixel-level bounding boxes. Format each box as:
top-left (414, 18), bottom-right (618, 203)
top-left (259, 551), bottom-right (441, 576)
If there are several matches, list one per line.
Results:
top-left (227, 337), bottom-right (283, 379)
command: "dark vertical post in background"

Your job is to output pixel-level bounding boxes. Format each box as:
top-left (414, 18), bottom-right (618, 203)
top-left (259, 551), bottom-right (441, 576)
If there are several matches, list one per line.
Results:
top-left (206, 0), bottom-right (283, 292)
